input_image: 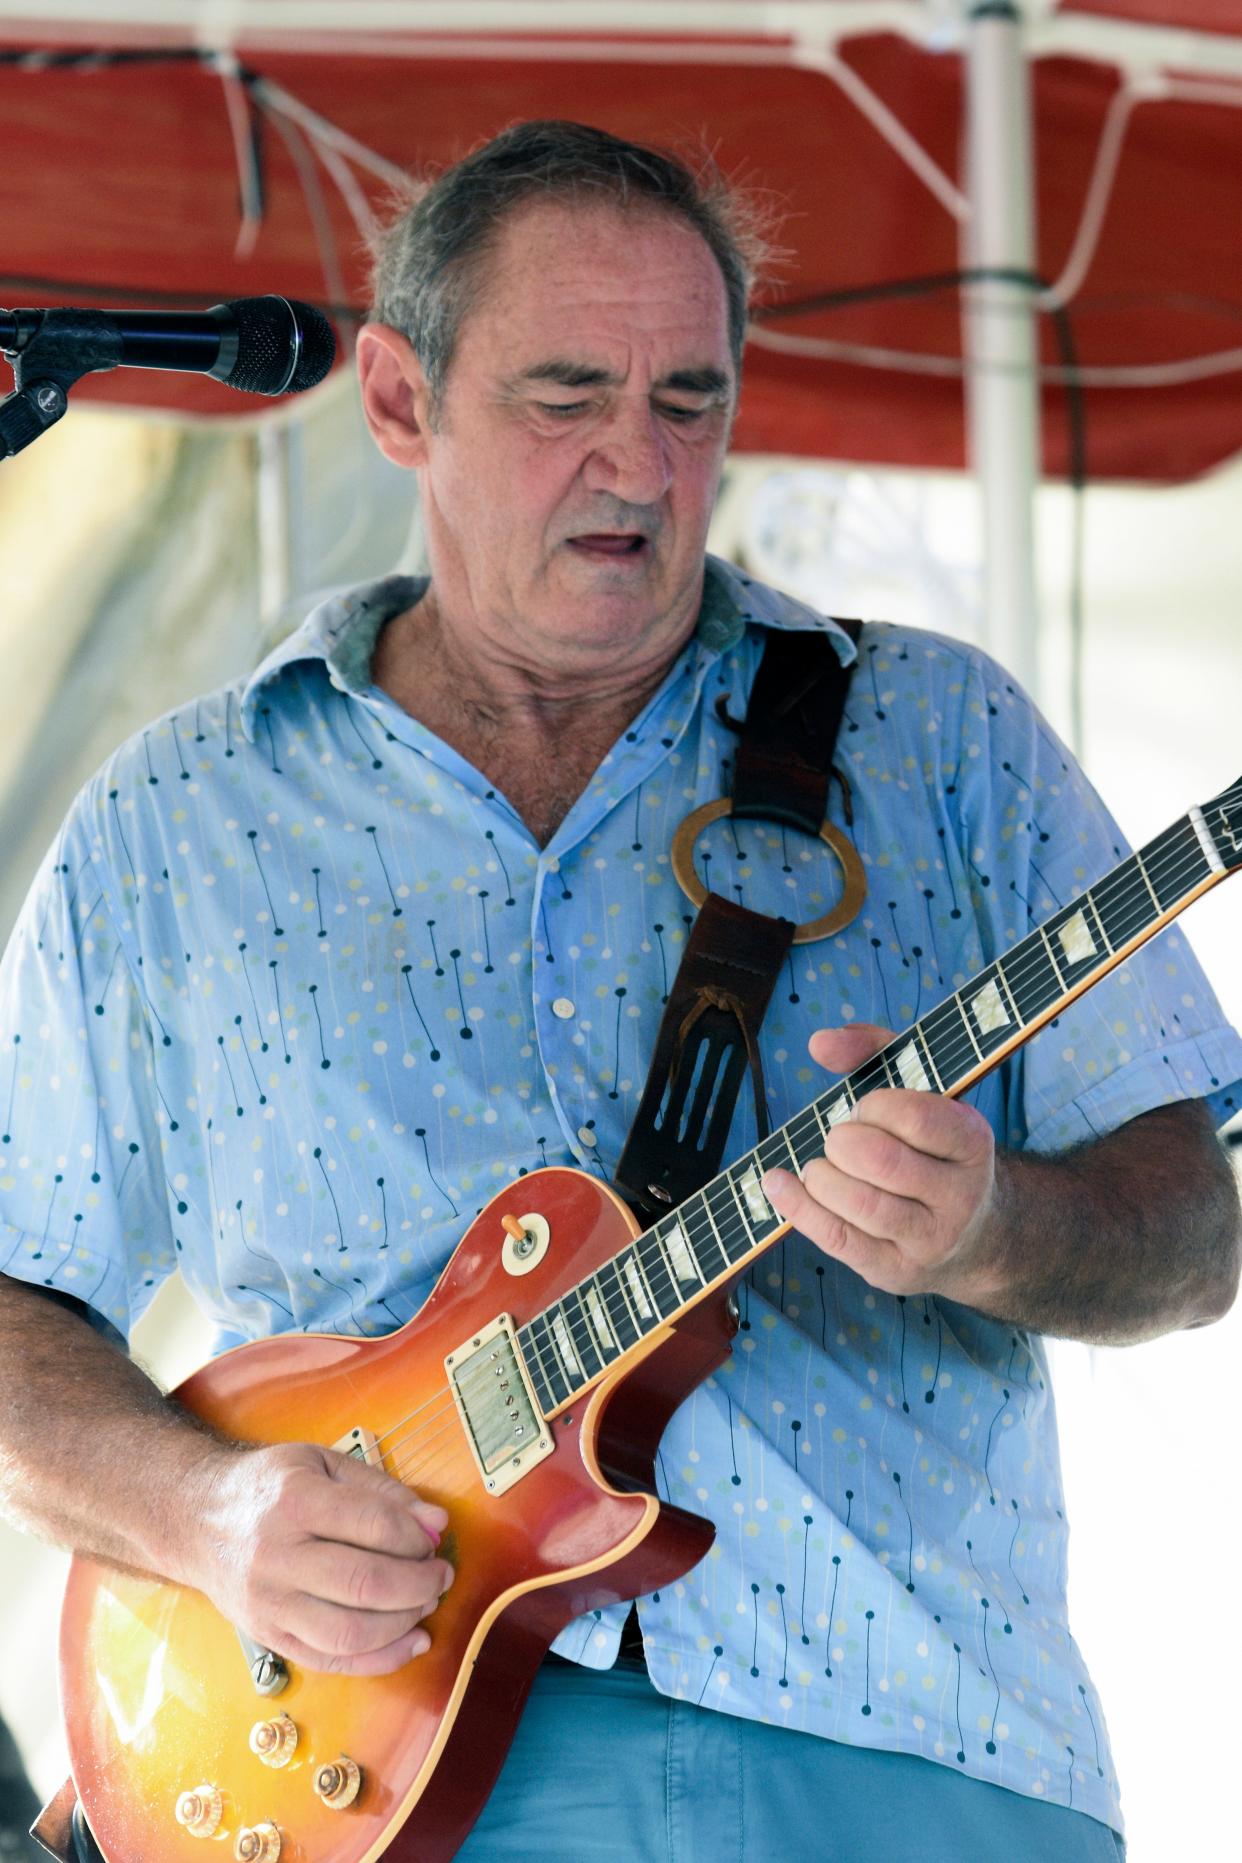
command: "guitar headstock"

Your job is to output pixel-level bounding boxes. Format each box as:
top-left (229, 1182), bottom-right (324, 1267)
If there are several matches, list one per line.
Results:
top-left (1204, 775), bottom-right (1242, 870)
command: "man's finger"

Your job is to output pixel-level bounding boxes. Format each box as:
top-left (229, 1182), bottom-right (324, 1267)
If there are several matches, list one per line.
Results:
top-left (271, 1585), bottom-right (442, 1663)
top-left (761, 1165), bottom-right (897, 1286)
top-left (293, 1538), bottom-right (455, 1615)
top-left (801, 1152), bottom-right (932, 1251)
top-left (262, 1614), bottom-right (435, 1677)
top-left (807, 1021), bottom-right (895, 1074)
top-left (292, 1450), bottom-right (447, 1558)
top-left (846, 1087), bottom-right (995, 1168)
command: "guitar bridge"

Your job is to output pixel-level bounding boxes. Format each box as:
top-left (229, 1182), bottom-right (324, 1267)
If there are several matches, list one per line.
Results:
top-left (446, 1314), bottom-right (552, 1496)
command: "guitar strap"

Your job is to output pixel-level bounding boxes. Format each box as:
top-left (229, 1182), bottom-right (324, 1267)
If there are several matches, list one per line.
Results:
top-left (613, 619), bottom-right (863, 1227)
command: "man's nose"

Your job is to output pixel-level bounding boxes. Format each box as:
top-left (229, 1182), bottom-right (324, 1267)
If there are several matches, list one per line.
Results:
top-left (582, 404), bottom-right (674, 504)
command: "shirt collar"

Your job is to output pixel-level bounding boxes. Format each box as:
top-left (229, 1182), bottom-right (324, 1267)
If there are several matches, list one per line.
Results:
top-left (238, 555), bottom-right (858, 743)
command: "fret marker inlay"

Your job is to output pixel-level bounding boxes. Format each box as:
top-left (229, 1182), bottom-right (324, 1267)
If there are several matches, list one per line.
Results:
top-left (1057, 909), bottom-right (1096, 965)
top-left (585, 1285), bottom-right (616, 1352)
top-left (971, 978), bottom-right (1010, 1035)
top-left (624, 1256), bottom-right (654, 1319)
top-left (1189, 804), bottom-right (1227, 875)
top-left (664, 1218), bottom-right (703, 1287)
top-left (738, 1165), bottom-right (771, 1226)
top-left (895, 1041), bottom-right (932, 1091)
top-left (552, 1313), bottom-right (581, 1377)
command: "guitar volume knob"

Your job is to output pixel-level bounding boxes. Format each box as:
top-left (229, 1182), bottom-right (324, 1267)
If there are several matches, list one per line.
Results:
top-left (249, 1712), bottom-right (298, 1767)
top-left (175, 1785), bottom-right (223, 1838)
top-left (234, 1823), bottom-right (282, 1861)
top-left (313, 1754), bottom-right (362, 1809)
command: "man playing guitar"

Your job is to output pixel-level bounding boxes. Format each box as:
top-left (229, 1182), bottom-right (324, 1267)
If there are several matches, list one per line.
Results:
top-left (0, 121), bottom-right (1239, 1861)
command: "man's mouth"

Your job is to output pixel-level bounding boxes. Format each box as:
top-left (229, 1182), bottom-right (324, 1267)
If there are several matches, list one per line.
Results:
top-left (567, 533), bottom-right (649, 557)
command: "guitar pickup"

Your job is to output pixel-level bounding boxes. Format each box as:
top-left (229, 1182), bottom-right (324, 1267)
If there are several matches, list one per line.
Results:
top-left (446, 1314), bottom-right (553, 1497)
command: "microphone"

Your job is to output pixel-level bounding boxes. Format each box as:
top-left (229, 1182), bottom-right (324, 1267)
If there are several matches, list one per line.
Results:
top-left (0, 295), bottom-right (336, 396)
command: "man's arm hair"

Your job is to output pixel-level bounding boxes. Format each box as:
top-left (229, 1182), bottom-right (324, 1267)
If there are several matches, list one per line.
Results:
top-left (0, 1275), bottom-right (220, 1575)
top-left (984, 1099), bottom-right (1241, 1343)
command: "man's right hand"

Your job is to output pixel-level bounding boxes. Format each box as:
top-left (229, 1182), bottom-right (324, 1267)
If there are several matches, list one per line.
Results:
top-left (185, 1440), bottom-right (453, 1677)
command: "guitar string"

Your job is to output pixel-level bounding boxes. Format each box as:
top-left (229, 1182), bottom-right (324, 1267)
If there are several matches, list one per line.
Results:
top-left (364, 800), bottom-right (1241, 1480)
top-left (370, 804), bottom-right (1241, 1479)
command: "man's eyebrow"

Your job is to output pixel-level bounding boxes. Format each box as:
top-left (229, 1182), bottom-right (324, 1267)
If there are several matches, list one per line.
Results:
top-left (513, 360), bottom-right (732, 397)
top-left (516, 360), bottom-right (616, 389)
top-left (658, 367), bottom-right (732, 398)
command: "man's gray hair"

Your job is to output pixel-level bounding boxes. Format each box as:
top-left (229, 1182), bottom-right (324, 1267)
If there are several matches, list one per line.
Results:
top-left (368, 119), bottom-right (772, 417)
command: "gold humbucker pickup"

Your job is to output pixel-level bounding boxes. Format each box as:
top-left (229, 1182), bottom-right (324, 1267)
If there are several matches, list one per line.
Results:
top-left (445, 1314), bottom-right (552, 1497)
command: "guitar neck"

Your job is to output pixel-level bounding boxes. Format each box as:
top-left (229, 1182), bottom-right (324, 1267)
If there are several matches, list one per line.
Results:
top-left (519, 778), bottom-right (1242, 1415)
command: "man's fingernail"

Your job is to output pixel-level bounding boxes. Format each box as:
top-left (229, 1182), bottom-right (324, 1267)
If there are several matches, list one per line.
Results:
top-left (763, 1169), bottom-right (791, 1200)
top-left (440, 1564), bottom-right (455, 1595)
top-left (409, 1629), bottom-right (431, 1659)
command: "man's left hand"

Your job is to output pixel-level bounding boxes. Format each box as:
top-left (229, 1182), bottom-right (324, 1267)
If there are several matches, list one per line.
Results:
top-left (761, 1022), bottom-right (1002, 1304)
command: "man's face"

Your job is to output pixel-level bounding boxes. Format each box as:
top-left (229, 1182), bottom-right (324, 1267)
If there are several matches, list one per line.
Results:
top-left (409, 198), bottom-right (737, 669)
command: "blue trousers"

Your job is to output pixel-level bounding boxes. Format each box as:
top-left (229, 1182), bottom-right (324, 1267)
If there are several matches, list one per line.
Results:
top-left (460, 1658), bottom-right (1127, 1862)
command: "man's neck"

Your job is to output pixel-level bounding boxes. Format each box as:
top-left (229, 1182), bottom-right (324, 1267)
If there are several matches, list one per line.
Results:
top-left (370, 589), bottom-right (687, 845)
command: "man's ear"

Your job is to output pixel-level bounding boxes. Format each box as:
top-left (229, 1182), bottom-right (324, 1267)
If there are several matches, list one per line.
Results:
top-left (356, 323), bottom-right (433, 468)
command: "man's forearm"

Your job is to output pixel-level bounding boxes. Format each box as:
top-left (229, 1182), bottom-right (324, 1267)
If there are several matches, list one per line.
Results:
top-left (969, 1102), bottom-right (1241, 1344)
top-left (0, 1275), bottom-right (225, 1578)
top-left (0, 1276), bottom-right (454, 1675)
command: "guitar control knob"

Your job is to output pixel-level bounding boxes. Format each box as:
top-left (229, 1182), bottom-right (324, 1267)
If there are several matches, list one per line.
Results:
top-left (249, 1712), bottom-right (298, 1767)
top-left (234, 1823), bottom-right (282, 1861)
top-left (175, 1785), bottom-right (223, 1838)
top-left (313, 1754), bottom-right (362, 1809)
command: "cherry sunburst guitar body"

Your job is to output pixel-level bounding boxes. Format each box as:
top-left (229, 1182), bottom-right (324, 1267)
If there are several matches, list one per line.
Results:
top-left (60, 1169), bottom-right (730, 1863)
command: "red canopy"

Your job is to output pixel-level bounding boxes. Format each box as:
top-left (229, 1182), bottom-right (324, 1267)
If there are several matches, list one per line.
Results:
top-left (4, 2), bottom-right (1242, 480)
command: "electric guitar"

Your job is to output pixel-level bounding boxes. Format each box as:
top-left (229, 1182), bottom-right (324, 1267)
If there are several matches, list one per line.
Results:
top-left (59, 776), bottom-right (1242, 1862)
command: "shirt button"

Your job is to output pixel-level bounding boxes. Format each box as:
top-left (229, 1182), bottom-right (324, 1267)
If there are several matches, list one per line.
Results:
top-left (577, 1127), bottom-right (597, 1148)
top-left (551, 997), bottom-right (575, 1020)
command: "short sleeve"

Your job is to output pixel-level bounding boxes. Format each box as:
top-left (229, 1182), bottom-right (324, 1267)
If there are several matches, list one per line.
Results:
top-left (0, 793), bottom-right (176, 1340)
top-left (956, 654), bottom-right (1242, 1152)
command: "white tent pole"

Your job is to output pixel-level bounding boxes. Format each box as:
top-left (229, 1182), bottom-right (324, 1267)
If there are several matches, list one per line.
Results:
top-left (961, 0), bottom-right (1042, 700)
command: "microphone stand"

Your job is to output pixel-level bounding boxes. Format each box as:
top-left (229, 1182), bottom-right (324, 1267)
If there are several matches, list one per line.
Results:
top-left (0, 309), bottom-right (121, 459)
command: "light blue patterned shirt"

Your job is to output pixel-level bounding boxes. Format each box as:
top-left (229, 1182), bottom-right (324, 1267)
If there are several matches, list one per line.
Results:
top-left (2, 557), bottom-right (1239, 1835)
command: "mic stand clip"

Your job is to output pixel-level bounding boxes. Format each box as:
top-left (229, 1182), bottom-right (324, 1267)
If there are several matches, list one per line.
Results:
top-left (1, 308), bottom-right (122, 460)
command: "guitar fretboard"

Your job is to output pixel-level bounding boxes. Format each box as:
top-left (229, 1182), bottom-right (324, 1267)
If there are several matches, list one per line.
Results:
top-left (518, 780), bottom-right (1241, 1416)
